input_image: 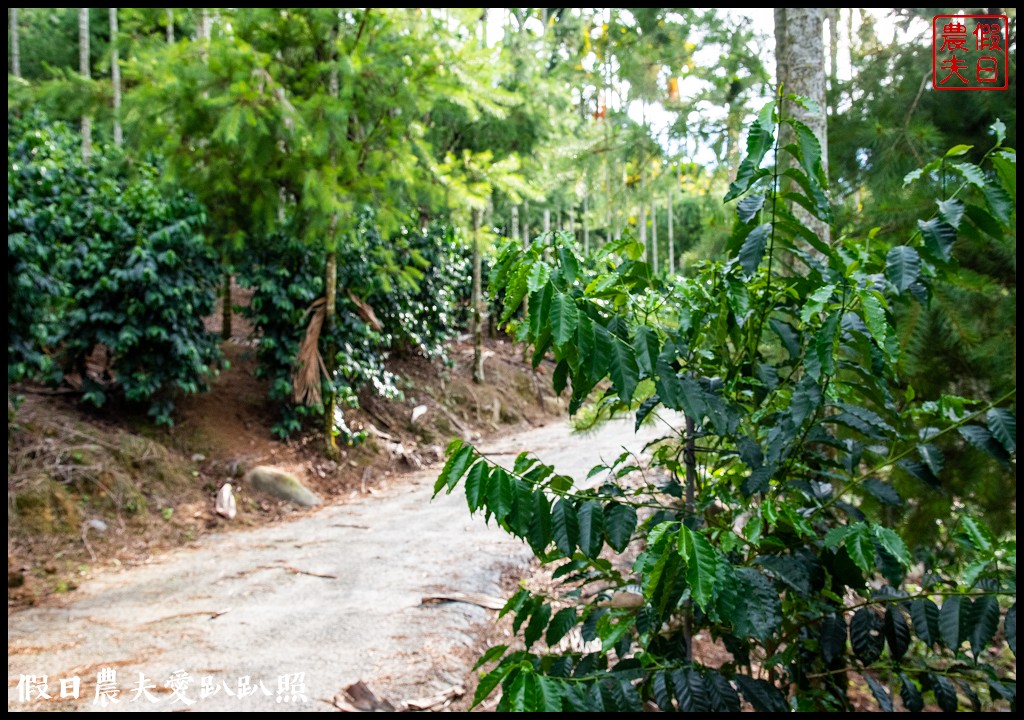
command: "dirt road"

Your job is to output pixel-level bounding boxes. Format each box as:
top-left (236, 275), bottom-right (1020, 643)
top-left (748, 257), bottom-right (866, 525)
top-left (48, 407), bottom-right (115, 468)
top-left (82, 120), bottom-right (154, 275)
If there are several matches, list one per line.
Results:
top-left (8, 414), bottom-right (678, 712)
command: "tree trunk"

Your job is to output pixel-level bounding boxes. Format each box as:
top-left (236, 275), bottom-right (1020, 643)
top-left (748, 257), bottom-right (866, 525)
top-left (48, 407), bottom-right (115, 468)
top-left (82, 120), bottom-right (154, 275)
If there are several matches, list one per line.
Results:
top-left (667, 182), bottom-right (674, 275)
top-left (650, 193), bottom-right (659, 276)
top-left (774, 8), bottom-right (829, 246)
top-left (471, 208), bottom-right (485, 384)
top-left (324, 248), bottom-right (339, 458)
top-left (10, 9), bottom-right (20, 78)
top-left (221, 271), bottom-right (232, 341)
top-left (79, 8), bottom-right (91, 163)
top-left (165, 9), bottom-right (174, 44)
top-left (510, 205), bottom-right (519, 242)
top-left (583, 193), bottom-right (589, 254)
top-left (639, 201), bottom-right (647, 261)
top-left (110, 8), bottom-right (122, 147)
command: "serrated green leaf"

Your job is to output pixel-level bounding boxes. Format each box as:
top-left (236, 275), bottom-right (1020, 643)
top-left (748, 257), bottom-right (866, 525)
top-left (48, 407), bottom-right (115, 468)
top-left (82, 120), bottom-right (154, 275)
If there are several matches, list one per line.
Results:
top-left (556, 246), bottom-right (579, 284)
top-left (959, 424), bottom-right (1012, 463)
top-left (473, 644), bottom-right (508, 670)
top-left (737, 223), bottom-right (772, 279)
top-left (917, 443), bottom-right (945, 477)
top-left (851, 608), bottom-right (885, 665)
top-left (961, 515), bottom-right (996, 555)
top-left (551, 498), bottom-right (579, 556)
top-left (936, 198), bottom-right (965, 229)
top-left (725, 110), bottom-right (775, 202)
top-left (983, 178), bottom-right (1013, 225)
top-left (678, 526), bottom-right (719, 611)
top-left (885, 245), bottom-right (921, 293)
top-left (918, 218), bottom-right (957, 262)
top-left (951, 161), bottom-right (987, 189)
top-left (472, 668), bottom-right (504, 708)
top-left (873, 525), bottom-right (911, 569)
top-left (968, 595), bottom-right (1000, 659)
top-left (603, 502), bottom-right (637, 552)
top-left (862, 478), bottom-right (903, 506)
top-left (986, 408), bottom-right (1016, 453)
top-left (737, 192), bottom-right (766, 223)
top-left (846, 524), bottom-right (876, 576)
top-left (903, 168), bottom-right (924, 187)
top-left (859, 289), bottom-right (889, 347)
top-left (801, 282), bottom-right (837, 323)
top-left (632, 325), bottom-right (660, 378)
top-left (526, 261), bottom-right (551, 293)
top-left (577, 500), bottom-right (604, 558)
top-left (757, 554), bottom-right (812, 594)
top-left (651, 671), bottom-right (674, 711)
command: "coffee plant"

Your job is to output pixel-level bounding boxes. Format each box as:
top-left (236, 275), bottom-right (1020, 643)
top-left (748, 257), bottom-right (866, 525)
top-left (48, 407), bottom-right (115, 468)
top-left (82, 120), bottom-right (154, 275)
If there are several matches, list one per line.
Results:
top-left (240, 212), bottom-right (471, 440)
top-left (8, 112), bottom-right (223, 425)
top-left (435, 102), bottom-right (1016, 711)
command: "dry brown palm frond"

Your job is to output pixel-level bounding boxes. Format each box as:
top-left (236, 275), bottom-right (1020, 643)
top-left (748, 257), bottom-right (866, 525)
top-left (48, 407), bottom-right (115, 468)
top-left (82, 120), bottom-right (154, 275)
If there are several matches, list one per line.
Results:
top-left (293, 297), bottom-right (329, 406)
top-left (347, 290), bottom-right (383, 332)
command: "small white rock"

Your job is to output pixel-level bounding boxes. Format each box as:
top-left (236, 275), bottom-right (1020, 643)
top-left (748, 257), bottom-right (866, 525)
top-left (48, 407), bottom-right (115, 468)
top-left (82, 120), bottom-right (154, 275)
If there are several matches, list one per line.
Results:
top-left (411, 404), bottom-right (428, 423)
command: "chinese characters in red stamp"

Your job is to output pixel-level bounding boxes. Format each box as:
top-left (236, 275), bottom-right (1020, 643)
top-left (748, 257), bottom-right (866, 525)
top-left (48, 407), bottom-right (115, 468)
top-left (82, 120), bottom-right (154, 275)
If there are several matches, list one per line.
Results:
top-left (933, 14), bottom-right (1009, 90)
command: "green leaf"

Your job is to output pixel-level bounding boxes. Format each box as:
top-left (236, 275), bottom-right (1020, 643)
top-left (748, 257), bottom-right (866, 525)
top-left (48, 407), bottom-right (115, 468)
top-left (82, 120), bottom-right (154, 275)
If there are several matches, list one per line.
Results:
top-left (757, 554), bottom-right (811, 594)
top-left (551, 498), bottom-right (579, 556)
top-left (608, 336), bottom-right (640, 404)
top-left (951, 161), bottom-right (987, 189)
top-left (899, 673), bottom-right (924, 712)
top-left (846, 524), bottom-right (876, 576)
top-left (435, 443), bottom-right (474, 494)
top-left (939, 596), bottom-right (963, 650)
top-left (790, 378), bottom-right (822, 427)
top-left (918, 218), bottom-right (957, 262)
top-left (632, 325), bottom-right (660, 379)
top-left (734, 674), bottom-right (788, 713)
top-left (959, 424), bottom-right (1012, 463)
top-left (472, 668), bottom-right (504, 708)
top-left (990, 119), bottom-right (1006, 144)
top-left (737, 223), bottom-right (772, 279)
top-left (526, 261), bottom-right (551, 293)
top-left (576, 500), bottom-right (605, 558)
top-left (556, 246), bottom-right (579, 284)
top-left (550, 291), bottom-right (579, 349)
top-left (961, 516), bottom-right (996, 555)
top-left (487, 467), bottom-right (515, 522)
top-left (737, 192), bottom-right (766, 223)
top-left (858, 290), bottom-right (889, 347)
top-left (536, 676), bottom-right (564, 712)
top-left (465, 461), bottom-right (489, 511)
top-left (862, 478), bottom-right (903, 506)
top-left (553, 359), bottom-right (569, 395)
top-left (983, 178), bottom-right (1013, 225)
top-left (885, 604), bottom-right (911, 662)
top-left (885, 245), bottom-right (921, 293)
top-left (725, 107), bottom-right (775, 202)
top-left (945, 144), bottom-right (974, 157)
top-left (917, 443), bottom-right (944, 477)
top-left (930, 673), bottom-right (958, 713)
top-left (704, 671), bottom-right (741, 713)
top-left (651, 671), bottom-right (674, 711)
top-left (968, 595), bottom-right (1000, 659)
top-left (670, 666), bottom-right (710, 713)
top-left (936, 198), bottom-right (965, 229)
top-left (523, 602), bottom-right (551, 649)
top-left (1006, 603), bottom-right (1016, 656)
top-left (911, 598), bottom-right (941, 648)
top-left (527, 491), bottom-right (553, 554)
top-left (851, 608), bottom-right (885, 665)
top-left (821, 613), bottom-right (847, 665)
top-left (603, 502), bottom-right (637, 553)
top-left (986, 408), bottom-right (1016, 453)
top-left (677, 526), bottom-right (718, 611)
top-left (872, 526), bottom-right (911, 569)
top-left (545, 607), bottom-right (577, 646)
top-left (991, 152), bottom-right (1016, 201)
top-left (865, 675), bottom-right (894, 712)
top-left (734, 567), bottom-right (782, 642)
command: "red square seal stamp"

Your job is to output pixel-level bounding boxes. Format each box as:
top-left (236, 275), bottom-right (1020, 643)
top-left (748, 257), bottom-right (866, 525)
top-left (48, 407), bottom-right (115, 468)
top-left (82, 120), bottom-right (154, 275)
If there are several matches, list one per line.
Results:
top-left (933, 14), bottom-right (1009, 90)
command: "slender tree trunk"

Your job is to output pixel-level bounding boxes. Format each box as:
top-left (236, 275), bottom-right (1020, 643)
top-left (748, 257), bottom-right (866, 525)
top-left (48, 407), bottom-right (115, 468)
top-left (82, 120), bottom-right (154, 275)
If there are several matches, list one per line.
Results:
top-left (221, 271), bottom-right (232, 341)
top-left (521, 201), bottom-right (530, 360)
top-left (10, 9), bottom-right (21, 78)
top-left (543, 208), bottom-right (550, 235)
top-left (510, 205), bottom-right (519, 243)
top-left (583, 193), bottom-right (589, 254)
top-left (775, 8), bottom-right (830, 245)
top-left (323, 22), bottom-right (342, 459)
top-left (165, 8), bottom-right (174, 44)
top-left (79, 9), bottom-right (92, 163)
top-left (110, 8), bottom-right (122, 147)
top-left (667, 183), bottom-right (674, 275)
top-left (651, 193), bottom-right (659, 276)
top-left (471, 208), bottom-right (485, 384)
top-left (639, 202), bottom-right (647, 261)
